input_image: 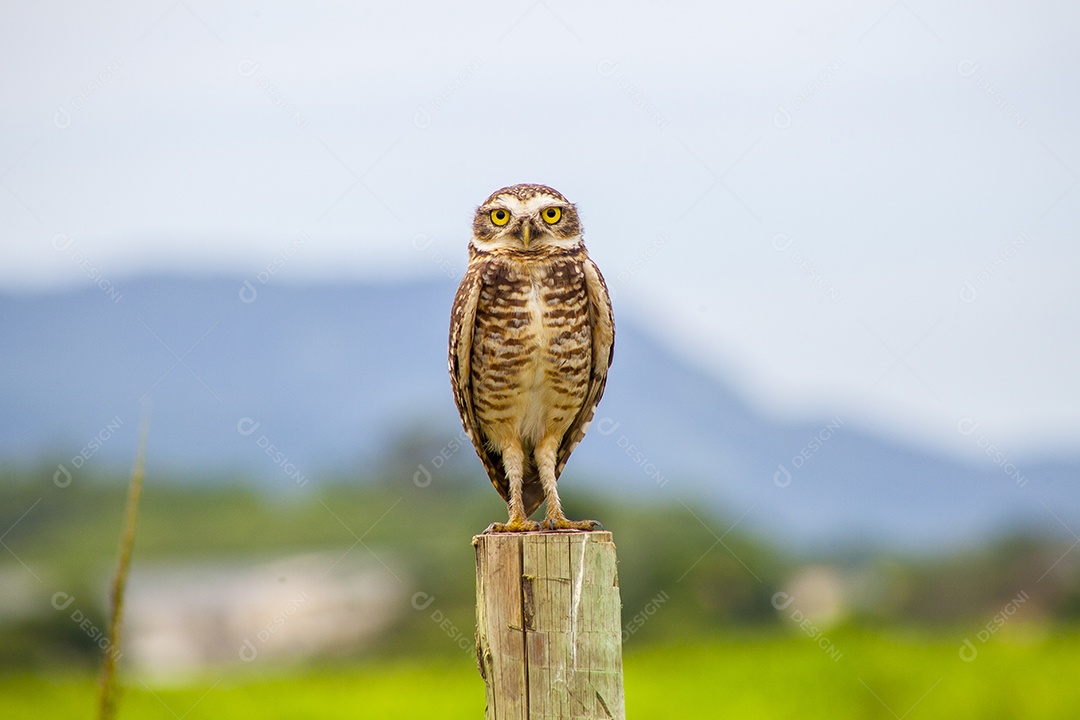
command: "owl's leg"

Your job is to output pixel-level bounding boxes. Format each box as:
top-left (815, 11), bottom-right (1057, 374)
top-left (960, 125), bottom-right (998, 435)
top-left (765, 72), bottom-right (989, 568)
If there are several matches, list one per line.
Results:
top-left (535, 435), bottom-right (602, 532)
top-left (485, 442), bottom-right (541, 533)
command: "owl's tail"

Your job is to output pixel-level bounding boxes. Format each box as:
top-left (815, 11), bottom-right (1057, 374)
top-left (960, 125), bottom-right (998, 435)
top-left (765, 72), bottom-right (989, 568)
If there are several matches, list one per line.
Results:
top-left (482, 447), bottom-right (546, 518)
top-left (521, 463), bottom-right (545, 518)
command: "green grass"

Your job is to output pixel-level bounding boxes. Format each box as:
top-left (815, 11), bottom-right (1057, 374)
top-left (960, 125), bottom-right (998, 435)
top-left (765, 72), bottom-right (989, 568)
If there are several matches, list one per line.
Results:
top-left (3, 629), bottom-right (1077, 719)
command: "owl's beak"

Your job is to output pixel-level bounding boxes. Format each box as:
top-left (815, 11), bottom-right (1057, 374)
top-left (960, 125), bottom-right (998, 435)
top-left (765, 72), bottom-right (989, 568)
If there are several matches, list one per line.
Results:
top-left (521, 223), bottom-right (531, 248)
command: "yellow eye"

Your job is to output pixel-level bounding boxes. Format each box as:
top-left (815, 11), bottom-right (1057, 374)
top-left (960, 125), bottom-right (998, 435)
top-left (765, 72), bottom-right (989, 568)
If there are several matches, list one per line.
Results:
top-left (542, 207), bottom-right (562, 224)
top-left (490, 209), bottom-right (510, 226)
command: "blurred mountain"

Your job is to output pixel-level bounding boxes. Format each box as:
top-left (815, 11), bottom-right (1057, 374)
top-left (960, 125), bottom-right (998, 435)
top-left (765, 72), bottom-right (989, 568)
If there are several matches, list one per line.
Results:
top-left (1, 276), bottom-right (1076, 549)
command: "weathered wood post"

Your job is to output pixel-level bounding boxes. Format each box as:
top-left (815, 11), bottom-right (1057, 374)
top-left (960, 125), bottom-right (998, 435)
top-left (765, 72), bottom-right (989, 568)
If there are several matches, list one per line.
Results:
top-left (473, 531), bottom-right (625, 720)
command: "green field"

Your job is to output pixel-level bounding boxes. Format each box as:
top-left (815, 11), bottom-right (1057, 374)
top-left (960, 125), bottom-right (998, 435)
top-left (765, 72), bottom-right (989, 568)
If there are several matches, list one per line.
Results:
top-left (3, 629), bottom-right (1077, 719)
top-left (4, 477), bottom-right (1078, 718)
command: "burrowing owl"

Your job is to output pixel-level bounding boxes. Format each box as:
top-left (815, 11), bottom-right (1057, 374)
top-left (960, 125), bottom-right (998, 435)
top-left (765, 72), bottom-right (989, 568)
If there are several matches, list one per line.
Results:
top-left (449, 184), bottom-right (615, 532)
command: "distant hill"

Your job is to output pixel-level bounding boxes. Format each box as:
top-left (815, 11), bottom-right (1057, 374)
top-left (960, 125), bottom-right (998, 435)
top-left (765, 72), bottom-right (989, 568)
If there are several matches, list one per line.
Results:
top-left (2, 275), bottom-right (1076, 549)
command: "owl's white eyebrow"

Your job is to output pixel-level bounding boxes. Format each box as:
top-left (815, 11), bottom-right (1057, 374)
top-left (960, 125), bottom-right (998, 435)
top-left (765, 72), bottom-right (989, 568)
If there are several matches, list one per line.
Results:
top-left (489, 195), bottom-right (565, 215)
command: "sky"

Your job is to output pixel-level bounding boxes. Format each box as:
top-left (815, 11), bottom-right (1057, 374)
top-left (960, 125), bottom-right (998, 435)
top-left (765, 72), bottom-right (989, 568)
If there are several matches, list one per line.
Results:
top-left (2, 1), bottom-right (1078, 463)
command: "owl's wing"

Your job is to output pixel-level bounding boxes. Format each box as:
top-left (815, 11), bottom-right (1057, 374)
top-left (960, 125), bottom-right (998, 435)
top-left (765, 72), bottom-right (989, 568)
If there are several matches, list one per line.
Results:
top-left (554, 256), bottom-right (615, 479)
top-left (448, 262), bottom-right (510, 503)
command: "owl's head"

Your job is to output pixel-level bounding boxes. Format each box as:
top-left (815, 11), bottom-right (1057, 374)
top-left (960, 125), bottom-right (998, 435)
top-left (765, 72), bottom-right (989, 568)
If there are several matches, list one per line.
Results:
top-left (470, 183), bottom-right (582, 252)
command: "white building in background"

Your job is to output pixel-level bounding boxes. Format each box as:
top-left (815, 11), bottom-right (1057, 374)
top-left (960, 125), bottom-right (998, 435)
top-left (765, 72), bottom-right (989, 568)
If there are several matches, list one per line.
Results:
top-left (123, 549), bottom-right (405, 677)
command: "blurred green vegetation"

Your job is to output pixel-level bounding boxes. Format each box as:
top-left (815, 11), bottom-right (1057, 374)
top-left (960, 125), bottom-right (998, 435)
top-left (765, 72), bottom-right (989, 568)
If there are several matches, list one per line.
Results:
top-left (0, 630), bottom-right (1078, 719)
top-left (1, 460), bottom-right (1077, 685)
top-left (0, 463), bottom-right (788, 668)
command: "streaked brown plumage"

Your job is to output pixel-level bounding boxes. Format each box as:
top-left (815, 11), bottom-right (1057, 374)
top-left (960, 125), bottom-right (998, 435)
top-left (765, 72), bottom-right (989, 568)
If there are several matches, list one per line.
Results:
top-left (449, 184), bottom-right (614, 532)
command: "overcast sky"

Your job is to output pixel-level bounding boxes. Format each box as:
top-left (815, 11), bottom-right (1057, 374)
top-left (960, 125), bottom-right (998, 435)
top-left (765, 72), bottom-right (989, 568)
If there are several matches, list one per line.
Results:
top-left (2, 1), bottom-right (1077, 462)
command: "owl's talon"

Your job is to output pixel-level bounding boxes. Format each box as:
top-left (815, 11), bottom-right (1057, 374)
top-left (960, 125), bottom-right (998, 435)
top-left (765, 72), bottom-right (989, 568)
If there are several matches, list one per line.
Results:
top-left (541, 517), bottom-right (603, 532)
top-left (484, 519), bottom-right (542, 533)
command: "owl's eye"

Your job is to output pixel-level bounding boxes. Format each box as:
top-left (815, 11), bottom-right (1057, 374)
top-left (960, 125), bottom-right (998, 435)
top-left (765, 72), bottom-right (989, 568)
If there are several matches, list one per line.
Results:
top-left (490, 209), bottom-right (510, 226)
top-left (541, 207), bottom-right (562, 224)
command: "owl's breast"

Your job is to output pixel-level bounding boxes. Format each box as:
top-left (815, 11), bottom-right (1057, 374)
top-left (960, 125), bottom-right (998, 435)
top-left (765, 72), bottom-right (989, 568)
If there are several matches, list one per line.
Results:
top-left (471, 255), bottom-right (592, 444)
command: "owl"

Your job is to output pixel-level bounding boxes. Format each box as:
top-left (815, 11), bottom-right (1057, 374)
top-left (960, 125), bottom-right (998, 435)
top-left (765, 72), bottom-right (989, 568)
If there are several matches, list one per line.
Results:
top-left (449, 183), bottom-right (615, 532)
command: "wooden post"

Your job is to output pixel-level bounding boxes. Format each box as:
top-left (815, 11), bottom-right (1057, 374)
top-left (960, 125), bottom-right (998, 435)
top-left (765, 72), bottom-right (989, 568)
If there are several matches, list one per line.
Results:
top-left (473, 531), bottom-right (625, 720)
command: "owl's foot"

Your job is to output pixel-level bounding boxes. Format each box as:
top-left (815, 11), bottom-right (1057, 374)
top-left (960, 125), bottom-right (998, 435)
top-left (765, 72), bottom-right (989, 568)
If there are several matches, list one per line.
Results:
top-left (541, 516), bottom-right (603, 532)
top-left (484, 519), bottom-right (542, 533)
